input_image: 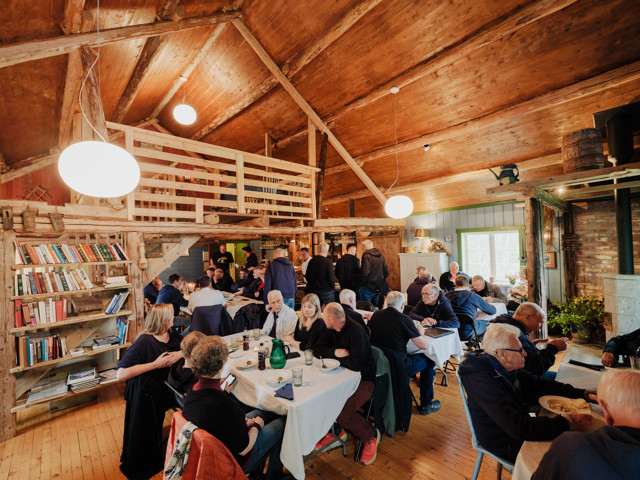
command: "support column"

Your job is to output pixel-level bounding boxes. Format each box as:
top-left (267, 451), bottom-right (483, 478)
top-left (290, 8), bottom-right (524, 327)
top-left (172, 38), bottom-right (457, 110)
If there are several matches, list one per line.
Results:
top-left (525, 197), bottom-right (545, 312)
top-left (1, 230), bottom-right (17, 441)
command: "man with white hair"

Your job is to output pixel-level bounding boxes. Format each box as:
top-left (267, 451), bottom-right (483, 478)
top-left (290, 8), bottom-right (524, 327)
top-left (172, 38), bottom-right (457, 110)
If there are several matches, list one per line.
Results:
top-left (264, 247), bottom-right (297, 309)
top-left (339, 289), bottom-right (368, 333)
top-left (532, 369), bottom-right (640, 479)
top-left (261, 290), bottom-right (298, 339)
top-left (370, 291), bottom-right (441, 415)
top-left (439, 261), bottom-right (471, 292)
top-left (459, 323), bottom-right (595, 462)
top-left (358, 239), bottom-right (389, 306)
top-left (305, 242), bottom-right (336, 307)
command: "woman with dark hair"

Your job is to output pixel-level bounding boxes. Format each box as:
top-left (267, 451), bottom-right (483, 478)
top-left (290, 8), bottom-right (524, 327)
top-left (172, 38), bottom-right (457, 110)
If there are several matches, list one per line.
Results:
top-left (285, 293), bottom-right (325, 351)
top-left (182, 336), bottom-right (286, 480)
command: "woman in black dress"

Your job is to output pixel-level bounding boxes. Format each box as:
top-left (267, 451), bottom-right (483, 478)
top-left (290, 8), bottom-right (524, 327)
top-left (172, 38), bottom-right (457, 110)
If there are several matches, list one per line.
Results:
top-left (285, 293), bottom-right (325, 351)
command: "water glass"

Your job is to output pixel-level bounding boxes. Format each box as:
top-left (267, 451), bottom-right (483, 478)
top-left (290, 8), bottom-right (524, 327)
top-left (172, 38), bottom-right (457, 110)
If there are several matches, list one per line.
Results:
top-left (292, 367), bottom-right (303, 387)
top-left (230, 340), bottom-right (238, 352)
top-left (304, 349), bottom-right (313, 366)
top-left (253, 328), bottom-right (261, 341)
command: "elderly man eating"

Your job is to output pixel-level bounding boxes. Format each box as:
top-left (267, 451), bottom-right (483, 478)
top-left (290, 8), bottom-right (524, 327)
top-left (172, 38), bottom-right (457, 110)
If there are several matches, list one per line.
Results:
top-left (459, 323), bottom-right (595, 462)
top-left (471, 275), bottom-right (507, 304)
top-left (409, 284), bottom-right (459, 328)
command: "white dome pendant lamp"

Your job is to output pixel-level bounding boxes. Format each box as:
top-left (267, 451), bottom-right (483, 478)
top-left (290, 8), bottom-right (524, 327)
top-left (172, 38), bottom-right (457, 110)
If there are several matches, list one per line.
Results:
top-left (385, 86), bottom-right (413, 219)
top-left (173, 78), bottom-right (197, 125)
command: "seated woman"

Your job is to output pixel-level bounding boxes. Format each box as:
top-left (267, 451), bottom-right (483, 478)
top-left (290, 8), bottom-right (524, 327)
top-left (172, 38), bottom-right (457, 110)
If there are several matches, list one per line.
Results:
top-left (116, 303), bottom-right (184, 479)
top-left (285, 293), bottom-right (325, 351)
top-left (183, 336), bottom-right (286, 480)
top-left (168, 331), bottom-right (206, 394)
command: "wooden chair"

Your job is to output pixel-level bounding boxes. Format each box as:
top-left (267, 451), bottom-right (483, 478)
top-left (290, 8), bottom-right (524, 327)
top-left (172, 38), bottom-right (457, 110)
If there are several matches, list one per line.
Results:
top-left (456, 373), bottom-right (514, 480)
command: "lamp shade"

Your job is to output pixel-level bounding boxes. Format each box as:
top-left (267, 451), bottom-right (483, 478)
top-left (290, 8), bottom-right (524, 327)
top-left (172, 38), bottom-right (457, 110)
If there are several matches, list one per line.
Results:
top-left (414, 228), bottom-right (429, 238)
top-left (173, 104), bottom-right (197, 125)
top-left (385, 195), bottom-right (413, 219)
top-left (58, 141), bottom-right (140, 198)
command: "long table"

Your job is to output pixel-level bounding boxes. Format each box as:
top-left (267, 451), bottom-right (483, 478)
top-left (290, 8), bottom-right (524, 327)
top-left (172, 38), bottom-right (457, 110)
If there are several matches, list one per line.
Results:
top-left (406, 328), bottom-right (464, 368)
top-left (223, 334), bottom-right (360, 480)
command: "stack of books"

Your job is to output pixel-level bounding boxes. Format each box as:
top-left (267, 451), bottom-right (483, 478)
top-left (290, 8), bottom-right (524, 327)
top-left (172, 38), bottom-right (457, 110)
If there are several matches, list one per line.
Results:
top-left (67, 367), bottom-right (99, 393)
top-left (26, 380), bottom-right (68, 405)
top-left (98, 369), bottom-right (118, 385)
top-left (105, 291), bottom-right (129, 314)
top-left (103, 275), bottom-right (131, 289)
top-left (16, 333), bottom-right (68, 367)
top-left (91, 335), bottom-right (120, 350)
top-left (14, 298), bottom-right (67, 328)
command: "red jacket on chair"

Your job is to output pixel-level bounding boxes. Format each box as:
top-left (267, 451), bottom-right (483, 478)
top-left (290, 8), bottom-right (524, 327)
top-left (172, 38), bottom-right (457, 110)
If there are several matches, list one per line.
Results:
top-left (164, 411), bottom-right (247, 479)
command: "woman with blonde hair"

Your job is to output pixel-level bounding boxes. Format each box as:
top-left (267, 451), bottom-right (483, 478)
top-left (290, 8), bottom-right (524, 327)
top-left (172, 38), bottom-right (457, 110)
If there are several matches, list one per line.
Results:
top-left (285, 293), bottom-right (326, 351)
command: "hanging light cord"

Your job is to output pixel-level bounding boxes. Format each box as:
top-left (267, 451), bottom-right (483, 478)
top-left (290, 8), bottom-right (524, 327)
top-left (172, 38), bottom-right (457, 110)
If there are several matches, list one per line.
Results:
top-left (78, 0), bottom-right (107, 143)
top-left (387, 91), bottom-right (400, 195)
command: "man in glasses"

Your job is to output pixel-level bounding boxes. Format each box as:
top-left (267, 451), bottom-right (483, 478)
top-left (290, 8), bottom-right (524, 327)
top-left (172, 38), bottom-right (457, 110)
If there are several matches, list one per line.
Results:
top-left (459, 323), bottom-right (596, 462)
top-left (409, 284), bottom-right (459, 328)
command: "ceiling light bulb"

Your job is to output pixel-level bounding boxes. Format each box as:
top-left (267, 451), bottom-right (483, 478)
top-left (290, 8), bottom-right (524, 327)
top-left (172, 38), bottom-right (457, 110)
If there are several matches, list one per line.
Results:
top-left (385, 195), bottom-right (413, 219)
top-left (424, 144), bottom-right (431, 152)
top-left (58, 141), bottom-right (140, 198)
top-left (390, 86), bottom-right (400, 94)
top-left (173, 104), bottom-right (197, 125)
top-left (557, 187), bottom-right (565, 193)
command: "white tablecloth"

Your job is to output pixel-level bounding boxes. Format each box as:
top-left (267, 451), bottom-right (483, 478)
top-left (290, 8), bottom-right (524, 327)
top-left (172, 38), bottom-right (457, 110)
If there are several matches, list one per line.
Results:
top-left (511, 362), bottom-right (605, 480)
top-left (476, 302), bottom-right (507, 321)
top-left (224, 334), bottom-right (360, 480)
top-left (224, 296), bottom-right (264, 319)
top-left (406, 328), bottom-right (464, 367)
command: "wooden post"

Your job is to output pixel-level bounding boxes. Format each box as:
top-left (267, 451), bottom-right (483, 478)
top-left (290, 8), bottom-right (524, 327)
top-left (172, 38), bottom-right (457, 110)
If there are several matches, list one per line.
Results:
top-left (1, 230), bottom-right (17, 441)
top-left (236, 153), bottom-right (245, 214)
top-left (562, 205), bottom-right (577, 299)
top-left (308, 118), bottom-right (317, 219)
top-left (525, 197), bottom-right (546, 316)
top-left (126, 232), bottom-right (145, 338)
top-left (316, 133), bottom-right (328, 219)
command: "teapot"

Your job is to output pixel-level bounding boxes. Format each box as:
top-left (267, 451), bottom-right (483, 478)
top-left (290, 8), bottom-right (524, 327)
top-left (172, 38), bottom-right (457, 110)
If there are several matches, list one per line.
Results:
top-left (488, 164), bottom-right (520, 185)
top-left (269, 338), bottom-right (290, 370)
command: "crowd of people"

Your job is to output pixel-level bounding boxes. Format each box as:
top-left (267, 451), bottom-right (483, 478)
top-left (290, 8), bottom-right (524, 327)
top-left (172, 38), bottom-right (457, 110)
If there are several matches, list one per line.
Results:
top-left (123, 241), bottom-right (638, 480)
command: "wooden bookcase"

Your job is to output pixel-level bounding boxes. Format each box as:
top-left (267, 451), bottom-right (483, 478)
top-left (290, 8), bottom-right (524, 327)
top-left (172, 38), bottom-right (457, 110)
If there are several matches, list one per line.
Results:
top-left (1, 231), bottom-right (145, 442)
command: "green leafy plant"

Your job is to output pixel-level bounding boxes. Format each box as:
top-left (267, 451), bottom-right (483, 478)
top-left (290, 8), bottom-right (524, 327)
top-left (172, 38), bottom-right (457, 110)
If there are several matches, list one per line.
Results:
top-left (548, 296), bottom-right (605, 337)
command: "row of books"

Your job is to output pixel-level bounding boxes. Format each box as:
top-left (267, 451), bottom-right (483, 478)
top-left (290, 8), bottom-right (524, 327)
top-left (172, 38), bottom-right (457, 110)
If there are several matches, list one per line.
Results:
top-left (105, 291), bottom-right (130, 315)
top-left (15, 241), bottom-right (129, 266)
top-left (26, 367), bottom-right (119, 405)
top-left (14, 298), bottom-right (68, 328)
top-left (15, 333), bottom-right (69, 367)
top-left (14, 268), bottom-right (94, 296)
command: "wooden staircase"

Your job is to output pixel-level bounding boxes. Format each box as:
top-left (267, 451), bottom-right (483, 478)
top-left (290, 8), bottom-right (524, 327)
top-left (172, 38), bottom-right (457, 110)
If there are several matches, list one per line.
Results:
top-left (142, 234), bottom-right (200, 282)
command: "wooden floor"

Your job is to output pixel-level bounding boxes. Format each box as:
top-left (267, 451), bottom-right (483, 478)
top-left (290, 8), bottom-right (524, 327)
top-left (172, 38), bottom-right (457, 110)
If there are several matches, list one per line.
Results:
top-left (0, 366), bottom-right (511, 480)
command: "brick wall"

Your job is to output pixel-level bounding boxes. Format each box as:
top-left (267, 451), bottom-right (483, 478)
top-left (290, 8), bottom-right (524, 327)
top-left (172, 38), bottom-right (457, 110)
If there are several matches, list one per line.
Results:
top-left (573, 198), bottom-right (640, 298)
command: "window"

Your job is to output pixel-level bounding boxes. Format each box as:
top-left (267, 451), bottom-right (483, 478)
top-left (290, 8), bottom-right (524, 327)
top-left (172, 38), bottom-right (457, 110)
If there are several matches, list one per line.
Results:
top-left (457, 227), bottom-right (524, 284)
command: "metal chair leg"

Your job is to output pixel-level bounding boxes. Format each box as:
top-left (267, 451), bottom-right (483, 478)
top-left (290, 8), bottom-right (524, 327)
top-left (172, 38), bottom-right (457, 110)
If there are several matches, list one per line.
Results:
top-left (471, 452), bottom-right (484, 480)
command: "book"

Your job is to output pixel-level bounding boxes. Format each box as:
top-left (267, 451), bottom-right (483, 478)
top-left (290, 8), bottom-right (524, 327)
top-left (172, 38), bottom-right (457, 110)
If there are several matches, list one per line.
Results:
top-left (14, 299), bottom-right (22, 328)
top-left (67, 367), bottom-right (97, 385)
top-left (76, 269), bottom-right (94, 289)
top-left (70, 296), bottom-right (102, 313)
top-left (27, 380), bottom-right (68, 405)
top-left (92, 335), bottom-right (120, 350)
top-left (98, 369), bottom-right (118, 384)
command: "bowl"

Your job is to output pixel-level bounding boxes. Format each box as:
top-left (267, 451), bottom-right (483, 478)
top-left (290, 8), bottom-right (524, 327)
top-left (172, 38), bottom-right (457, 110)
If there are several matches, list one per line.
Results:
top-left (315, 358), bottom-right (340, 371)
top-left (265, 371), bottom-right (292, 387)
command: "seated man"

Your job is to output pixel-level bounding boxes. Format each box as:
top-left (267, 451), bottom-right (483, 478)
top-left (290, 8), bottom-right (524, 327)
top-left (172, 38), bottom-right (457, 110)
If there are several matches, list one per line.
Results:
top-left (370, 291), bottom-right (441, 415)
top-left (532, 369), bottom-right (640, 480)
top-left (471, 275), bottom-right (507, 305)
top-left (406, 268), bottom-right (437, 306)
top-left (459, 323), bottom-right (595, 462)
top-left (212, 268), bottom-right (233, 292)
top-left (239, 268), bottom-right (265, 300)
top-left (188, 275), bottom-right (226, 311)
top-left (602, 327), bottom-right (640, 367)
top-left (445, 276), bottom-right (496, 340)
top-left (409, 284), bottom-right (459, 328)
top-left (143, 276), bottom-right (162, 304)
top-left (491, 302), bottom-right (568, 377)
top-left (339, 288), bottom-right (369, 333)
top-left (439, 261), bottom-right (471, 292)
top-left (261, 290), bottom-right (298, 339)
top-left (156, 273), bottom-right (190, 327)
top-left (313, 303), bottom-right (380, 465)
top-left (231, 267), bottom-right (253, 292)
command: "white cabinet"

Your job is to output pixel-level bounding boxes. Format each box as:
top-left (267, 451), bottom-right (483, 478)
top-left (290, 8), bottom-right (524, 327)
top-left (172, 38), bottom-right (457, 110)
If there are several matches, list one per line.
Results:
top-left (398, 252), bottom-right (448, 292)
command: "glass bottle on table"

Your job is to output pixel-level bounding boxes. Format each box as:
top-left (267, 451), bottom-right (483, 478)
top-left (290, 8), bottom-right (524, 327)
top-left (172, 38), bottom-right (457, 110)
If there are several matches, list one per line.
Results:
top-left (258, 342), bottom-right (266, 371)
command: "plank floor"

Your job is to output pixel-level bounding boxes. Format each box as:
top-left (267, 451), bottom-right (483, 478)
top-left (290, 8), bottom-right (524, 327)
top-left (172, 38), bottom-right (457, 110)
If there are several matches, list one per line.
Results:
top-left (0, 364), bottom-right (513, 480)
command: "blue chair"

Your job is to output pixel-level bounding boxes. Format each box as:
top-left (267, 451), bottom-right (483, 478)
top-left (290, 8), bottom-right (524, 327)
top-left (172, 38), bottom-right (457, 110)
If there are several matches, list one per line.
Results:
top-left (456, 372), bottom-right (514, 480)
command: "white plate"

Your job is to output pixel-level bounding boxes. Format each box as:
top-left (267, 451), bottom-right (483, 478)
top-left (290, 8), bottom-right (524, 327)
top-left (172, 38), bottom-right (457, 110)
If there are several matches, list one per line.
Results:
top-left (315, 358), bottom-right (340, 371)
top-left (265, 371), bottom-right (292, 387)
top-left (235, 359), bottom-right (256, 369)
top-left (539, 395), bottom-right (592, 415)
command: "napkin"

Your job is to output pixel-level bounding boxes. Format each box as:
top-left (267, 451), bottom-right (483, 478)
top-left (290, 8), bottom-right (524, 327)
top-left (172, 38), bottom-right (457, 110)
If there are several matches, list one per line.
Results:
top-left (274, 383), bottom-right (294, 401)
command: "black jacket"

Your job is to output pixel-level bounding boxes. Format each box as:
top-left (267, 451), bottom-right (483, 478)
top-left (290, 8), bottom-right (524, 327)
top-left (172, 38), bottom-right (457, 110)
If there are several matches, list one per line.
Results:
top-left (358, 248), bottom-right (388, 293)
top-left (406, 276), bottom-right (435, 306)
top-left (409, 293), bottom-right (459, 328)
top-left (191, 304), bottom-right (233, 336)
top-left (491, 314), bottom-right (559, 376)
top-left (438, 271), bottom-right (471, 292)
top-left (342, 303), bottom-right (369, 334)
top-left (305, 255), bottom-right (336, 293)
top-left (459, 353), bottom-right (586, 462)
top-left (603, 327), bottom-right (640, 366)
top-left (213, 273), bottom-right (233, 292)
top-left (335, 253), bottom-right (360, 291)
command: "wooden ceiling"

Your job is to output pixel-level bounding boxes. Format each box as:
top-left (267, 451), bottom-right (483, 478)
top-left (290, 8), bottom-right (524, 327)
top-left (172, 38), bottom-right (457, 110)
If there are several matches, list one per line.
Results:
top-left (1, 0), bottom-right (639, 217)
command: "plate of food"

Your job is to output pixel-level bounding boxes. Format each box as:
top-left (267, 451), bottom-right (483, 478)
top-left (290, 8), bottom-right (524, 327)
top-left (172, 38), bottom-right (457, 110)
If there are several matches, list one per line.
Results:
top-left (265, 371), bottom-right (292, 387)
top-left (235, 359), bottom-right (256, 369)
top-left (539, 396), bottom-right (592, 415)
top-left (315, 358), bottom-right (341, 371)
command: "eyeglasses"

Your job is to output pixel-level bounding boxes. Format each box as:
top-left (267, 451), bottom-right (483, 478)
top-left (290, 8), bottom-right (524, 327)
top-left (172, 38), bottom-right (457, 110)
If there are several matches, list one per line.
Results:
top-left (501, 348), bottom-right (525, 354)
top-left (421, 292), bottom-right (437, 297)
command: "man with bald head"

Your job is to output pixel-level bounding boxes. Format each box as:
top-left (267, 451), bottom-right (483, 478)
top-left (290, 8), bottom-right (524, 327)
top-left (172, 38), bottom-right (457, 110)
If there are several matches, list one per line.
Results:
top-left (491, 302), bottom-right (568, 377)
top-left (439, 261), bottom-right (471, 292)
top-left (313, 303), bottom-right (380, 465)
top-left (533, 369), bottom-right (640, 479)
top-left (472, 275), bottom-right (507, 305)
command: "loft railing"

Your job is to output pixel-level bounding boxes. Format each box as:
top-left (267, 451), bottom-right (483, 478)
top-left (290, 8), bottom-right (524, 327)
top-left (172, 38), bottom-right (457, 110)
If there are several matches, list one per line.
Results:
top-left (106, 122), bottom-right (318, 222)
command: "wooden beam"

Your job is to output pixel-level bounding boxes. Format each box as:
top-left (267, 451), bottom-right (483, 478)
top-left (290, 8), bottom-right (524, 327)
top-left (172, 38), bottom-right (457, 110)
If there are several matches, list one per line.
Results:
top-left (232, 19), bottom-right (387, 206)
top-left (308, 118), bottom-right (317, 219)
top-left (0, 150), bottom-right (8, 173)
top-left (316, 133), bottom-right (328, 219)
top-left (0, 231), bottom-right (17, 442)
top-left (0, 152), bottom-right (60, 184)
top-left (61, 0), bottom-right (85, 34)
top-left (314, 217), bottom-right (405, 228)
top-left (525, 197), bottom-right (545, 310)
top-left (79, 46), bottom-right (108, 140)
top-left (192, 0), bottom-right (381, 140)
top-left (519, 186), bottom-right (569, 212)
top-left (0, 12), bottom-right (240, 69)
top-left (59, 50), bottom-right (83, 147)
top-left (559, 180), bottom-right (640, 200)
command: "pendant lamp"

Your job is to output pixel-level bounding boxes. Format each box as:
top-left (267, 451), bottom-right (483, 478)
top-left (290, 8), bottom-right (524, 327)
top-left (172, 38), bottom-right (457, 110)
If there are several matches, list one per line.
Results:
top-left (385, 86), bottom-right (413, 219)
top-left (173, 78), bottom-right (197, 125)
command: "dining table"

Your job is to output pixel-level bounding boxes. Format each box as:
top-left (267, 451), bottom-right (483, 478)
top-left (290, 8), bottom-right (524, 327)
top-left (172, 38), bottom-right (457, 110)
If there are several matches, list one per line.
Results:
top-left (223, 293), bottom-right (264, 319)
top-left (511, 360), bottom-right (606, 480)
top-left (406, 327), bottom-right (464, 368)
top-left (222, 333), bottom-right (361, 480)
top-left (476, 301), bottom-right (508, 321)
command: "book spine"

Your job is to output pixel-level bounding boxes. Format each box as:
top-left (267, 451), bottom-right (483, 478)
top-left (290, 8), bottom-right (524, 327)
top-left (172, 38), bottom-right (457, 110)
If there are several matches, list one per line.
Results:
top-left (114, 243), bottom-right (129, 261)
top-left (15, 299), bottom-right (22, 328)
top-left (28, 272), bottom-right (39, 294)
top-left (58, 272), bottom-right (70, 292)
top-left (46, 245), bottom-right (61, 263)
top-left (90, 244), bottom-right (104, 262)
top-left (77, 268), bottom-right (94, 289)
top-left (19, 244), bottom-right (32, 265)
top-left (22, 304), bottom-right (30, 326)
top-left (63, 298), bottom-right (67, 321)
top-left (37, 245), bottom-right (53, 264)
top-left (71, 269), bottom-right (85, 290)
top-left (35, 272), bottom-right (47, 293)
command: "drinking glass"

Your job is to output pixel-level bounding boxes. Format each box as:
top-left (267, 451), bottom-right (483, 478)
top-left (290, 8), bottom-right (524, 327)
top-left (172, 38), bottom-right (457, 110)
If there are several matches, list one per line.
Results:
top-left (304, 349), bottom-right (313, 366)
top-left (253, 328), bottom-right (261, 341)
top-left (292, 367), bottom-right (303, 387)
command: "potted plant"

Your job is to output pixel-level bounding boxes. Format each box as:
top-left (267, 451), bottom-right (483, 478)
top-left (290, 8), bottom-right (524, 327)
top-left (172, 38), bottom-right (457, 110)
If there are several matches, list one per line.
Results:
top-left (547, 296), bottom-right (604, 344)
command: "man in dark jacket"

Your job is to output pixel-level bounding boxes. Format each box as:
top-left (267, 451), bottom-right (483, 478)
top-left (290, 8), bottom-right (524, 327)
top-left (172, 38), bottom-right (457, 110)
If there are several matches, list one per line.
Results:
top-left (459, 323), bottom-right (595, 462)
top-left (471, 275), bottom-right (507, 305)
top-left (339, 289), bottom-right (369, 333)
top-left (406, 269), bottom-right (437, 306)
top-left (491, 302), bottom-right (568, 377)
top-left (358, 239), bottom-right (389, 306)
top-left (601, 327), bottom-right (640, 367)
top-left (532, 369), bottom-right (640, 480)
top-left (305, 242), bottom-right (336, 306)
top-left (445, 276), bottom-right (496, 339)
top-left (335, 243), bottom-right (360, 293)
top-left (156, 273), bottom-right (189, 318)
top-left (370, 291), bottom-right (441, 415)
top-left (212, 268), bottom-right (233, 292)
top-left (242, 246), bottom-right (259, 277)
top-left (439, 261), bottom-right (471, 292)
top-left (264, 247), bottom-right (297, 309)
top-left (409, 284), bottom-right (459, 328)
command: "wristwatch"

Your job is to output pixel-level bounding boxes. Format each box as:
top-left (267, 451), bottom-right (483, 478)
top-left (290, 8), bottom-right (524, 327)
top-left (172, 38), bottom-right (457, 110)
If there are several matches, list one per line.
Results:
top-left (250, 423), bottom-right (262, 433)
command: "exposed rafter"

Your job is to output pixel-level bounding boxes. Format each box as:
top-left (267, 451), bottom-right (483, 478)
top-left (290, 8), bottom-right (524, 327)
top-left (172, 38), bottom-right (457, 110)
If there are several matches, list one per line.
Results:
top-left (192, 0), bottom-right (382, 140)
top-left (0, 151), bottom-right (60, 184)
top-left (232, 18), bottom-right (387, 206)
top-left (60, 0), bottom-right (86, 35)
